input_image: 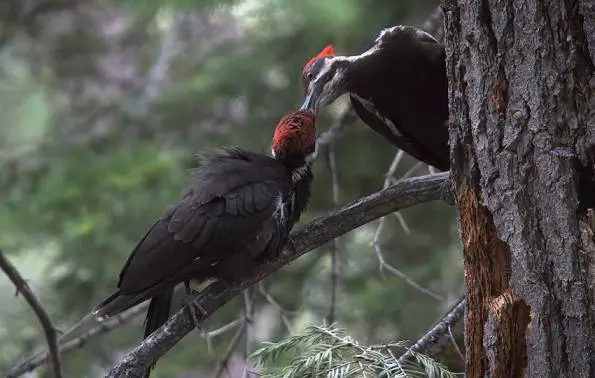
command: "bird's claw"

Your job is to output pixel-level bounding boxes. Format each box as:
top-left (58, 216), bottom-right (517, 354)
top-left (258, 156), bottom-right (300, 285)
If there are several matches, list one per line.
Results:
top-left (283, 236), bottom-right (298, 256)
top-left (183, 289), bottom-right (207, 330)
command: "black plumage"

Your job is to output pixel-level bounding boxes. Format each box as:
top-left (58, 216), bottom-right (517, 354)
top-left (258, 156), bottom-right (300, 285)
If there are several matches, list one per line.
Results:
top-left (301, 25), bottom-right (449, 171)
top-left (92, 111), bottom-right (317, 376)
top-left (300, 26), bottom-right (595, 208)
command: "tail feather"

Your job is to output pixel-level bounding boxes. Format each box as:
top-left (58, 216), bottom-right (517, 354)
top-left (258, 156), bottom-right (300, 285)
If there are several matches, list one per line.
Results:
top-left (142, 290), bottom-right (174, 378)
top-left (144, 290), bottom-right (174, 338)
top-left (92, 291), bottom-right (148, 321)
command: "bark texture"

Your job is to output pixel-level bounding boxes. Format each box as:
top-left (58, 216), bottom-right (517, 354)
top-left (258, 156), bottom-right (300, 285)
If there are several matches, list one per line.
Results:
top-left (442, 0), bottom-right (594, 377)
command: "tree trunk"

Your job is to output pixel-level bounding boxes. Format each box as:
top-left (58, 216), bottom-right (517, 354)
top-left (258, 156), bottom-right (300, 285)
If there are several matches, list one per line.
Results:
top-left (441, 0), bottom-right (594, 377)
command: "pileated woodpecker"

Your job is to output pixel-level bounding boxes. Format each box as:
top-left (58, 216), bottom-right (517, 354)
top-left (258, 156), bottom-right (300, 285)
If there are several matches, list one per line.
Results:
top-left (92, 110), bottom-right (317, 376)
top-left (300, 25), bottom-right (449, 171)
top-left (299, 25), bottom-right (595, 208)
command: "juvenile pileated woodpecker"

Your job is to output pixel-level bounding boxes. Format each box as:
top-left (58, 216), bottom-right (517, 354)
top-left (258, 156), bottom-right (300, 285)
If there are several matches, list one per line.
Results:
top-left (300, 25), bottom-right (449, 171)
top-left (92, 110), bottom-right (317, 376)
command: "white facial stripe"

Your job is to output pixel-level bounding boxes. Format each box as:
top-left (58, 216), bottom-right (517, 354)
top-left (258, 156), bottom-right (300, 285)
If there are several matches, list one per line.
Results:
top-left (312, 58), bottom-right (334, 84)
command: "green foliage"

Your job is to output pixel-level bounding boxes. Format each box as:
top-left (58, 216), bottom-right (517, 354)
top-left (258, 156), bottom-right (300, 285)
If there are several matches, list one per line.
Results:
top-left (0, 60), bottom-right (50, 160)
top-left (119, 0), bottom-right (240, 18)
top-left (252, 324), bottom-right (460, 378)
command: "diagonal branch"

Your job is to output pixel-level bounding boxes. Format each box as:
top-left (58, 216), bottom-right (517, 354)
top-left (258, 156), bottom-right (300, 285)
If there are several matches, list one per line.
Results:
top-left (398, 294), bottom-right (466, 363)
top-left (0, 249), bottom-right (64, 378)
top-left (106, 172), bottom-right (451, 377)
top-left (258, 282), bottom-right (294, 332)
top-left (213, 319), bottom-right (246, 378)
top-left (371, 151), bottom-right (443, 301)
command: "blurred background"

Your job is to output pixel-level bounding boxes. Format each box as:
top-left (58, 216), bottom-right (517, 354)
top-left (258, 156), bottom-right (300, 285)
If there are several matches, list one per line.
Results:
top-left (0, 0), bottom-right (463, 376)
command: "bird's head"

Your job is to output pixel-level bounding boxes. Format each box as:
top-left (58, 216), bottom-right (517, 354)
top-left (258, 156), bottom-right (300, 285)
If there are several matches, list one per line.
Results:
top-left (300, 44), bottom-right (350, 114)
top-left (272, 110), bottom-right (317, 167)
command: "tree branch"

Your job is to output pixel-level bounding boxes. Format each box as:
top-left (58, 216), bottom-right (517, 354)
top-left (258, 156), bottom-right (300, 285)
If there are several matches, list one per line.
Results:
top-left (398, 294), bottom-right (466, 363)
top-left (106, 172), bottom-right (450, 377)
top-left (0, 249), bottom-right (64, 378)
top-left (372, 151), bottom-right (443, 300)
top-left (258, 282), bottom-right (294, 332)
top-left (213, 319), bottom-right (246, 378)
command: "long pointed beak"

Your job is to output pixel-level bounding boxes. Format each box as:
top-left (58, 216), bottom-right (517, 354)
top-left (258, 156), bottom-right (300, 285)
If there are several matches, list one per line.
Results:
top-left (300, 92), bottom-right (317, 113)
top-left (300, 83), bottom-right (323, 114)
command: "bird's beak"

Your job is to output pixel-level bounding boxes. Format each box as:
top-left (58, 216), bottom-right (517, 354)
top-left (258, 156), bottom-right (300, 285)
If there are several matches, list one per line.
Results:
top-left (300, 93), bottom-right (316, 113)
top-left (300, 84), bottom-right (323, 114)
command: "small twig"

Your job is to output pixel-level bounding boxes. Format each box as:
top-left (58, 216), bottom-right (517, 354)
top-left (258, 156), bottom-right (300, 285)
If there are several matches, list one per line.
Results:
top-left (381, 151), bottom-right (408, 232)
top-left (372, 243), bottom-right (443, 301)
top-left (371, 153), bottom-right (442, 301)
top-left (258, 282), bottom-right (294, 332)
top-left (134, 12), bottom-right (185, 116)
top-left (324, 141), bottom-right (341, 325)
top-left (0, 249), bottom-right (63, 378)
top-left (392, 212), bottom-right (411, 234)
top-left (202, 318), bottom-right (244, 355)
top-left (448, 325), bottom-right (465, 362)
top-left (242, 290), bottom-right (255, 378)
top-left (203, 319), bottom-right (244, 339)
top-left (398, 295), bottom-right (466, 363)
top-left (213, 318), bottom-right (247, 378)
top-left (388, 161), bottom-right (424, 186)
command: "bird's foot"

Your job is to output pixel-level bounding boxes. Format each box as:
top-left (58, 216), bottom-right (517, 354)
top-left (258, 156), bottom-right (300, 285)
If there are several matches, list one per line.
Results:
top-left (282, 236), bottom-right (299, 257)
top-left (184, 280), bottom-right (193, 296)
top-left (182, 289), bottom-right (207, 330)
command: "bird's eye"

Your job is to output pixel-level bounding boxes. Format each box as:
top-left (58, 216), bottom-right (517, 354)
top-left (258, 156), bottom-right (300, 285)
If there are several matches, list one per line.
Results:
top-left (305, 71), bottom-right (314, 81)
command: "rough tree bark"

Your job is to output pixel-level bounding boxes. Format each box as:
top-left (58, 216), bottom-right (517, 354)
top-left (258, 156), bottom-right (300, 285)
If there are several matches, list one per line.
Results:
top-left (442, 0), bottom-right (594, 377)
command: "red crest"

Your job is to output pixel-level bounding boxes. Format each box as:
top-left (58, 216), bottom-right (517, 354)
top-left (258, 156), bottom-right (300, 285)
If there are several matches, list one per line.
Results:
top-left (303, 44), bottom-right (336, 72)
top-left (272, 110), bottom-right (317, 154)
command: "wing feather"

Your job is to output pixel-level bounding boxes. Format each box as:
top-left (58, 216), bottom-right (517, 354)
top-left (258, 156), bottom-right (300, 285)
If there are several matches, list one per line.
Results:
top-left (114, 150), bottom-right (286, 296)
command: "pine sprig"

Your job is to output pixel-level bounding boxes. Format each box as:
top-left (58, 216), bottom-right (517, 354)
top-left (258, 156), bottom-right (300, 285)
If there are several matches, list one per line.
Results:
top-left (251, 324), bottom-right (461, 378)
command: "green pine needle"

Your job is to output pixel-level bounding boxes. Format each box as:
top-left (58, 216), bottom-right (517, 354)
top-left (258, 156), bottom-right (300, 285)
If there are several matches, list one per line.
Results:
top-left (251, 324), bottom-right (461, 378)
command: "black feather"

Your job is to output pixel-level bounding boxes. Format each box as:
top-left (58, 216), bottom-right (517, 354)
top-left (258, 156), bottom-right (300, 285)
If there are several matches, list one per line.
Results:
top-left (92, 147), bottom-right (313, 377)
top-left (345, 26), bottom-right (449, 171)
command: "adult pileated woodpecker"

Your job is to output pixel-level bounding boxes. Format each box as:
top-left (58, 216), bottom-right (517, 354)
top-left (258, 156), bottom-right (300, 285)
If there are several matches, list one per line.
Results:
top-left (92, 110), bottom-right (317, 376)
top-left (299, 25), bottom-right (595, 208)
top-left (300, 25), bottom-right (449, 171)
